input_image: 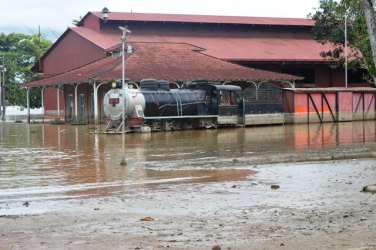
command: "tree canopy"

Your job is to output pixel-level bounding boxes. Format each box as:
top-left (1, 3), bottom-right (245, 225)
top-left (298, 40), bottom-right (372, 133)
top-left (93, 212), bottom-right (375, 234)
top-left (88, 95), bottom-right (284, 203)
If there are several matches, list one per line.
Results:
top-left (310, 0), bottom-right (376, 85)
top-left (0, 33), bottom-right (52, 107)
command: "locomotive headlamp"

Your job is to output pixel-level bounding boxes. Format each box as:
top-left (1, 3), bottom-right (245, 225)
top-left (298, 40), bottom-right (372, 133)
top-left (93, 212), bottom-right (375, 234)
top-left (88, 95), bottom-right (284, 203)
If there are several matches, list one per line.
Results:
top-left (111, 80), bottom-right (123, 89)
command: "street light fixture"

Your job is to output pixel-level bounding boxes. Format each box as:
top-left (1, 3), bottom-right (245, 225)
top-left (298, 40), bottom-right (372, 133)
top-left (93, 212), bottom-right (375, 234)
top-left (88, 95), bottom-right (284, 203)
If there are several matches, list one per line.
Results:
top-left (102, 7), bottom-right (109, 23)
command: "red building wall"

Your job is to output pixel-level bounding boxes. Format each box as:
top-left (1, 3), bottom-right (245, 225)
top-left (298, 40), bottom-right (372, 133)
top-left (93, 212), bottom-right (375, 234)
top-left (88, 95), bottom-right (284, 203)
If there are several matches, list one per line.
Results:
top-left (83, 14), bottom-right (100, 32)
top-left (43, 31), bottom-right (104, 76)
top-left (42, 31), bottom-right (105, 113)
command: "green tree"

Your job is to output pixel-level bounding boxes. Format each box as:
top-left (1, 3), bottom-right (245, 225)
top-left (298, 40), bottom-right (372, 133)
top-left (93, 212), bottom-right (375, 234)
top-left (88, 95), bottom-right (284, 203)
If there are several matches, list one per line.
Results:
top-left (359, 0), bottom-right (376, 80)
top-left (72, 15), bottom-right (83, 26)
top-left (0, 33), bottom-right (52, 107)
top-left (310, 0), bottom-right (376, 85)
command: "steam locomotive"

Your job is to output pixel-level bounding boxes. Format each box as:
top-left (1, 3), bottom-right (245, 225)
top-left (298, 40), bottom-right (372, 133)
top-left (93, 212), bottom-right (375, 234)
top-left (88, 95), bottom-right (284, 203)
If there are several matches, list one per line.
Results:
top-left (103, 79), bottom-right (243, 132)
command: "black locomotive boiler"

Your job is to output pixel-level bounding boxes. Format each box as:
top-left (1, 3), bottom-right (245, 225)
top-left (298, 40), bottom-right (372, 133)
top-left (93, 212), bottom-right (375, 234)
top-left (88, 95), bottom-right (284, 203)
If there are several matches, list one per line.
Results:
top-left (103, 79), bottom-right (243, 131)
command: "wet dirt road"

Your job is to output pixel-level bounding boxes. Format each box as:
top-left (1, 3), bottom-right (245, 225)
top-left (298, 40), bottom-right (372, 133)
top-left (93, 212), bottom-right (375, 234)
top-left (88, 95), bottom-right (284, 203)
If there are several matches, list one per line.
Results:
top-left (0, 121), bottom-right (376, 249)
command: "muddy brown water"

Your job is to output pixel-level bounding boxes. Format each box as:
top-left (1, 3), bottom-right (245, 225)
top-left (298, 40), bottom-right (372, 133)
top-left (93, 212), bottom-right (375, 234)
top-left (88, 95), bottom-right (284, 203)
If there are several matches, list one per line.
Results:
top-left (0, 121), bottom-right (375, 215)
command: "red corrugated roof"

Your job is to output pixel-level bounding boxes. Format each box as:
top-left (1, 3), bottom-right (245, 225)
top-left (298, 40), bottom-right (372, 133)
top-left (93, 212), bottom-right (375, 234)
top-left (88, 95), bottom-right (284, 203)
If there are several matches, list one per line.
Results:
top-left (90, 12), bottom-right (314, 27)
top-left (70, 27), bottom-right (335, 62)
top-left (71, 27), bottom-right (120, 50)
top-left (125, 33), bottom-right (335, 62)
top-left (26, 55), bottom-right (120, 87)
top-left (25, 42), bottom-right (300, 87)
top-left (98, 43), bottom-right (300, 81)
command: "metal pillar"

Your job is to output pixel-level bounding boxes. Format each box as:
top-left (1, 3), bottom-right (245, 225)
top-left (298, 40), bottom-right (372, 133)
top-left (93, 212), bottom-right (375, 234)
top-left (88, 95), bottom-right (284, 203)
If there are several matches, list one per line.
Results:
top-left (41, 86), bottom-right (46, 123)
top-left (93, 82), bottom-right (98, 125)
top-left (73, 83), bottom-right (82, 120)
top-left (344, 4), bottom-right (348, 88)
top-left (56, 85), bottom-right (62, 120)
top-left (92, 81), bottom-right (107, 124)
top-left (26, 87), bottom-right (30, 123)
top-left (281, 80), bottom-right (295, 88)
top-left (247, 81), bottom-right (259, 100)
top-left (1, 55), bottom-right (5, 121)
top-left (0, 69), bottom-right (2, 117)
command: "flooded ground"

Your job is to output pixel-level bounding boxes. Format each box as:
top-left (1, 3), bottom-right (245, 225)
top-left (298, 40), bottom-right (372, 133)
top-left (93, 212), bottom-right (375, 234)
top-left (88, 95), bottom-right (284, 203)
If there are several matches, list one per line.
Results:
top-left (0, 121), bottom-right (376, 249)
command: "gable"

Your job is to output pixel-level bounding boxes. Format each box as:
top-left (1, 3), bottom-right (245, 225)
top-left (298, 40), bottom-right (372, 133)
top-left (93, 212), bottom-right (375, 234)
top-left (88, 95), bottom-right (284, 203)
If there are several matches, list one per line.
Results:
top-left (42, 29), bottom-right (105, 76)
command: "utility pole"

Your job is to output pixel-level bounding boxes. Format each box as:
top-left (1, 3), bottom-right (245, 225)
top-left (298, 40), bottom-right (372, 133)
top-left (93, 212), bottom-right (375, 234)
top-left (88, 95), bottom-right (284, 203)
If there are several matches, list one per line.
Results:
top-left (119, 25), bottom-right (131, 166)
top-left (0, 55), bottom-right (5, 121)
top-left (0, 56), bottom-right (2, 117)
top-left (344, 4), bottom-right (348, 88)
top-left (119, 26), bottom-right (131, 136)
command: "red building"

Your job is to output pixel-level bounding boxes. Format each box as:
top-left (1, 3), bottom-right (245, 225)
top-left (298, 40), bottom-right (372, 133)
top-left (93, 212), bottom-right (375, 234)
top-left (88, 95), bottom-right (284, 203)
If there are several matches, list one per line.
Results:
top-left (26, 9), bottom-right (365, 124)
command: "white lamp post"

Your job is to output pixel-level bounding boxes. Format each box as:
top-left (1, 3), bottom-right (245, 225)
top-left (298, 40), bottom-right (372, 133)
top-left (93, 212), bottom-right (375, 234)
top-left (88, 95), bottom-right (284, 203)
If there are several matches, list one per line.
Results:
top-left (119, 26), bottom-right (131, 166)
top-left (344, 4), bottom-right (348, 88)
top-left (0, 55), bottom-right (6, 121)
top-left (119, 26), bottom-right (131, 136)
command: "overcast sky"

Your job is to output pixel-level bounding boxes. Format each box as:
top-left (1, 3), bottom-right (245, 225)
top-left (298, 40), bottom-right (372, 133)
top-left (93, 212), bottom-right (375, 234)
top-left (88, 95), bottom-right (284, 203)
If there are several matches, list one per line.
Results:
top-left (1, 0), bottom-right (319, 40)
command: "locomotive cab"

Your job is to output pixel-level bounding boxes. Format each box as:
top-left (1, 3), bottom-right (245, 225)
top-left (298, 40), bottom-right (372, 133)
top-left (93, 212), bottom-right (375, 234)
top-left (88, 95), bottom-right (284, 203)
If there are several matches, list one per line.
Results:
top-left (209, 85), bottom-right (242, 125)
top-left (188, 83), bottom-right (242, 125)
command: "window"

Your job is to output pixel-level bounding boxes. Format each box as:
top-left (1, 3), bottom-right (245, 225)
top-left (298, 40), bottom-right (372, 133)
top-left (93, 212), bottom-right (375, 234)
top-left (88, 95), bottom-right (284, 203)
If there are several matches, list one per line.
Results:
top-left (220, 91), bottom-right (237, 106)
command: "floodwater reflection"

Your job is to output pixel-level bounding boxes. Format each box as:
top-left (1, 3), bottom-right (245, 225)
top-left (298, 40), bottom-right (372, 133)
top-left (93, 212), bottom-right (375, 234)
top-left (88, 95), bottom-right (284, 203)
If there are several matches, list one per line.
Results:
top-left (0, 121), bottom-right (375, 214)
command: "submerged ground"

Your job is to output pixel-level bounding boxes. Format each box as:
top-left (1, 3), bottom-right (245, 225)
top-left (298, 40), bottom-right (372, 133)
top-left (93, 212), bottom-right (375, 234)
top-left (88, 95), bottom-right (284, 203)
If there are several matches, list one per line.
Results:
top-left (0, 122), bottom-right (375, 249)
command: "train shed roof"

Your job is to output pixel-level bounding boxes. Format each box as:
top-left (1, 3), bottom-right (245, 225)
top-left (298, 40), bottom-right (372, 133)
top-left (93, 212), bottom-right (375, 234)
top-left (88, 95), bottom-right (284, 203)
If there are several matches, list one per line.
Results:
top-left (25, 42), bottom-right (300, 87)
top-left (87, 11), bottom-right (315, 27)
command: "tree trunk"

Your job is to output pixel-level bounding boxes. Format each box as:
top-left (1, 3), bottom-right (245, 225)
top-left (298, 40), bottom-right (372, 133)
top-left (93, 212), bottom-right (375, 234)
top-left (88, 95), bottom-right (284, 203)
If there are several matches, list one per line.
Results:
top-left (359, 0), bottom-right (376, 83)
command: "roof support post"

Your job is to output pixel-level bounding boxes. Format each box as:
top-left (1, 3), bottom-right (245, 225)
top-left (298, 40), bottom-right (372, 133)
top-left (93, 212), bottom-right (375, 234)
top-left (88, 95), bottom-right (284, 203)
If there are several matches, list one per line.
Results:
top-left (256, 82), bottom-right (267, 100)
top-left (281, 80), bottom-right (295, 88)
top-left (93, 82), bottom-right (98, 125)
top-left (92, 81), bottom-right (107, 125)
top-left (26, 87), bottom-right (30, 124)
top-left (247, 81), bottom-right (259, 100)
top-left (56, 84), bottom-right (62, 120)
top-left (170, 82), bottom-right (180, 89)
top-left (41, 86), bottom-right (46, 123)
top-left (73, 83), bottom-right (82, 120)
